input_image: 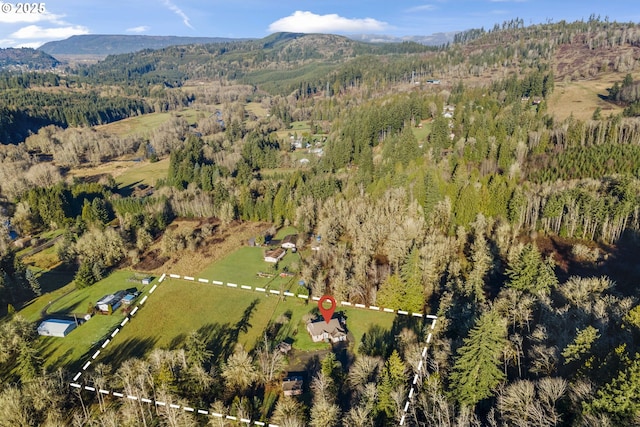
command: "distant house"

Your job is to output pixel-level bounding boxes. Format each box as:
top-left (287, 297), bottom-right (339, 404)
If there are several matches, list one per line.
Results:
top-left (264, 248), bottom-right (286, 263)
top-left (37, 319), bottom-right (77, 337)
top-left (307, 318), bottom-right (347, 343)
top-left (281, 235), bottom-right (297, 249)
top-left (96, 291), bottom-right (127, 315)
top-left (283, 376), bottom-right (304, 396)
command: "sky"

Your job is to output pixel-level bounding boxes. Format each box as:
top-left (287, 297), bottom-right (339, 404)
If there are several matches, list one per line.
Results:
top-left (0, 0), bottom-right (639, 48)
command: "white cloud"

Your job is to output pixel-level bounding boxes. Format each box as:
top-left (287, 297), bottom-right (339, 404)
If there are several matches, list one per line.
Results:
top-left (126, 25), bottom-right (150, 33)
top-left (163, 0), bottom-right (193, 29)
top-left (268, 11), bottom-right (389, 34)
top-left (406, 4), bottom-right (438, 12)
top-left (10, 25), bottom-right (90, 40)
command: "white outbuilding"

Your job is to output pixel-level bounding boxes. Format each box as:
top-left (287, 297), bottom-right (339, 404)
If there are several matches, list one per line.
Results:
top-left (37, 319), bottom-right (77, 337)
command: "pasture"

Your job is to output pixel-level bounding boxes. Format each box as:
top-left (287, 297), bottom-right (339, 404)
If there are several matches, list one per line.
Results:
top-left (547, 72), bottom-right (632, 121)
top-left (96, 276), bottom-right (399, 367)
top-left (198, 246), bottom-right (301, 291)
top-left (22, 270), bottom-right (146, 369)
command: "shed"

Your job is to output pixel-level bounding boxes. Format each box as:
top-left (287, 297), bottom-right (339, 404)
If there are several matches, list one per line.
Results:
top-left (264, 248), bottom-right (286, 263)
top-left (37, 319), bottom-right (77, 337)
top-left (281, 234), bottom-right (297, 249)
top-left (283, 376), bottom-right (304, 396)
top-left (96, 290), bottom-right (127, 314)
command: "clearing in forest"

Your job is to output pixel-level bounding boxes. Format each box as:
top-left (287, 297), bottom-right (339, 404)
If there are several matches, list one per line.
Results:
top-left (546, 72), bottom-right (633, 121)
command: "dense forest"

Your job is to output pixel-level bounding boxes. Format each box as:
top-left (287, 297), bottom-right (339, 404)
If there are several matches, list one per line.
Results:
top-left (1, 17), bottom-right (640, 426)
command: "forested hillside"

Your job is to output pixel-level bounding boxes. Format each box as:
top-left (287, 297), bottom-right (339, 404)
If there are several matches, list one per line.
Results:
top-left (1, 18), bottom-right (640, 426)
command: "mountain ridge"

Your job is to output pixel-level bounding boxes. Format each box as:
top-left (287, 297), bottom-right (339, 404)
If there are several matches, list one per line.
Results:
top-left (38, 34), bottom-right (251, 57)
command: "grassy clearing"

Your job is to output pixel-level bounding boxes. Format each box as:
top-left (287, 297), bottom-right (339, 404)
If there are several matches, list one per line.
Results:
top-left (38, 312), bottom-right (125, 370)
top-left (115, 157), bottom-right (170, 188)
top-left (547, 72), bottom-right (633, 121)
top-left (198, 246), bottom-right (301, 290)
top-left (68, 157), bottom-right (169, 188)
top-left (95, 112), bottom-right (173, 136)
top-left (246, 102), bottom-right (268, 119)
top-left (95, 109), bottom-right (202, 137)
top-left (22, 246), bottom-right (59, 270)
top-left (412, 121), bottom-right (432, 142)
top-left (99, 277), bottom-right (398, 367)
top-left (18, 274), bottom-right (75, 323)
top-left (97, 279), bottom-right (281, 366)
top-left (275, 226), bottom-right (298, 240)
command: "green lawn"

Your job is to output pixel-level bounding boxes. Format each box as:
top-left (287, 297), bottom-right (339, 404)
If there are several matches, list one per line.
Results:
top-left (115, 157), bottom-right (170, 188)
top-left (412, 122), bottom-right (432, 142)
top-left (275, 226), bottom-right (298, 240)
top-left (24, 270), bottom-right (146, 370)
top-left (97, 279), bottom-right (282, 366)
top-left (99, 277), bottom-right (399, 367)
top-left (38, 312), bottom-right (125, 370)
top-left (199, 246), bottom-right (301, 290)
top-left (47, 270), bottom-right (145, 315)
top-left (96, 109), bottom-right (201, 137)
top-left (18, 274), bottom-right (75, 323)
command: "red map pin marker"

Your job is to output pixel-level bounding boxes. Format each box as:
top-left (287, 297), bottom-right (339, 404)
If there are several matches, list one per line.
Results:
top-left (318, 295), bottom-right (336, 324)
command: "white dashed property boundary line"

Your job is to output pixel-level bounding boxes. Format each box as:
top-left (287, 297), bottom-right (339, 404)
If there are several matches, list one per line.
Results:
top-left (70, 272), bottom-right (437, 426)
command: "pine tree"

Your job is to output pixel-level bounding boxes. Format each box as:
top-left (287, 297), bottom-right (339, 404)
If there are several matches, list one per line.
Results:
top-left (506, 244), bottom-right (557, 295)
top-left (449, 310), bottom-right (507, 406)
top-left (377, 350), bottom-right (406, 419)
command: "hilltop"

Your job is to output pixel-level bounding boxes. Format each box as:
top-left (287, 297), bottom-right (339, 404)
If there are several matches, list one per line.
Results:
top-left (0, 48), bottom-right (60, 70)
top-left (38, 34), bottom-right (250, 57)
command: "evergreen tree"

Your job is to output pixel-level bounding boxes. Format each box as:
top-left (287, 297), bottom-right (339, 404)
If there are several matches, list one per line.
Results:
top-left (449, 310), bottom-right (507, 406)
top-left (377, 350), bottom-right (406, 419)
top-left (506, 244), bottom-right (557, 295)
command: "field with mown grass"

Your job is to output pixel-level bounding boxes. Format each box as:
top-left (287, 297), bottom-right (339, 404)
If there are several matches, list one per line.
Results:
top-left (115, 157), bottom-right (170, 188)
top-left (97, 276), bottom-right (399, 367)
top-left (21, 270), bottom-right (147, 370)
top-left (95, 109), bottom-right (201, 136)
top-left (198, 245), bottom-right (301, 290)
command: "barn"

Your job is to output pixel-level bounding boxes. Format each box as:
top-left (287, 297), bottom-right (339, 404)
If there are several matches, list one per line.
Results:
top-left (37, 319), bottom-right (77, 337)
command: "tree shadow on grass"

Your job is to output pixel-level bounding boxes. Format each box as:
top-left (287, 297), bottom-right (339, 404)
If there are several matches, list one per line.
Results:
top-left (96, 337), bottom-right (159, 370)
top-left (360, 315), bottom-right (426, 359)
top-left (195, 298), bottom-right (262, 365)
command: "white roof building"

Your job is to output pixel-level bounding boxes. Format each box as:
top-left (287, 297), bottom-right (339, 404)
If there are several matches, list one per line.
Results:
top-left (37, 319), bottom-right (77, 337)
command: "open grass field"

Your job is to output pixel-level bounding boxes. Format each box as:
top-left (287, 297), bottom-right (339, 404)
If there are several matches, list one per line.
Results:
top-left (68, 157), bottom-right (169, 188)
top-left (274, 226), bottom-right (298, 240)
top-left (275, 121), bottom-right (313, 141)
top-left (47, 270), bottom-right (147, 315)
top-left (546, 72), bottom-right (637, 121)
top-left (97, 279), bottom-right (282, 366)
top-left (115, 157), bottom-right (170, 188)
top-left (19, 270), bottom-right (148, 370)
top-left (95, 109), bottom-right (202, 137)
top-left (18, 272), bottom-right (75, 323)
top-left (97, 277), bottom-right (399, 368)
top-left (412, 121), bottom-right (432, 142)
top-left (246, 102), bottom-right (268, 119)
top-left (39, 311), bottom-right (125, 370)
top-left (198, 246), bottom-right (301, 291)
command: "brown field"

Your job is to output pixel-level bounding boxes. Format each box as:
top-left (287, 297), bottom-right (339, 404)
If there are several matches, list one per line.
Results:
top-left (546, 72), bottom-right (633, 121)
top-left (136, 219), bottom-right (270, 276)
